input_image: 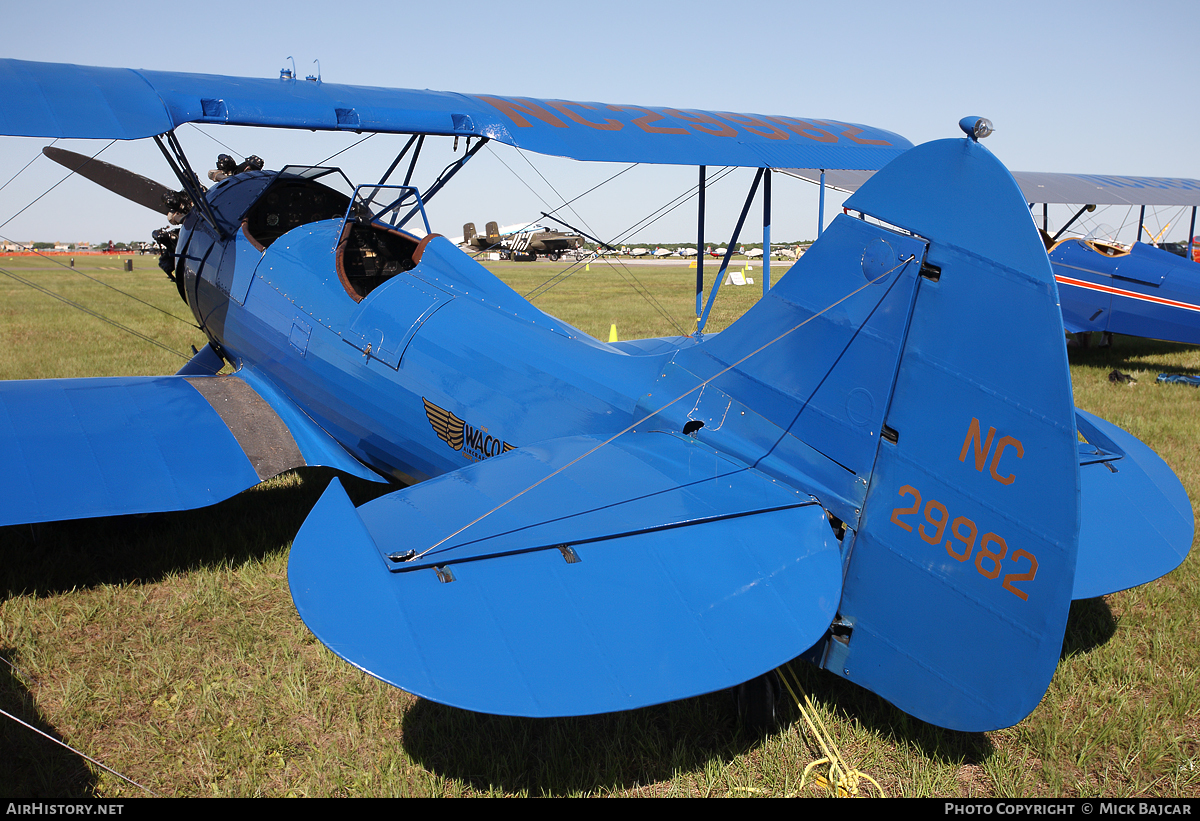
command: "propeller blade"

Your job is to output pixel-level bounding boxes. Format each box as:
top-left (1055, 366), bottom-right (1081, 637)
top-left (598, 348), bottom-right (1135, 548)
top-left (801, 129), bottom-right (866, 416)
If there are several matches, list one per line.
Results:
top-left (43, 146), bottom-right (174, 216)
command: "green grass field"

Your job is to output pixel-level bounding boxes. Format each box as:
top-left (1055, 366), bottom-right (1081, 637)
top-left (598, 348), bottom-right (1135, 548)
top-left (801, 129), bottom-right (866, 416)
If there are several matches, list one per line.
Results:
top-left (1, 253), bottom-right (1198, 798)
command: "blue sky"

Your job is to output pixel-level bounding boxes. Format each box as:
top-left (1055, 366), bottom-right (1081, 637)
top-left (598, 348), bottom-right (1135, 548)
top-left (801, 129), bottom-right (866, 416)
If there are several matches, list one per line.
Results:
top-left (2, 0), bottom-right (1198, 245)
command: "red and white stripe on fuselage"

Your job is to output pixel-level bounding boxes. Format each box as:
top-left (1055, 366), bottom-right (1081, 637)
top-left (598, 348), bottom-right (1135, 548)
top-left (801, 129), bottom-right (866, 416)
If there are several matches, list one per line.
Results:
top-left (1054, 274), bottom-right (1200, 314)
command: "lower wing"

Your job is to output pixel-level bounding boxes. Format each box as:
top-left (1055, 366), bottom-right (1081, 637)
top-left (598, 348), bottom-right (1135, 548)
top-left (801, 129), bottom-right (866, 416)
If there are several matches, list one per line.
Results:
top-left (0, 367), bottom-right (381, 527)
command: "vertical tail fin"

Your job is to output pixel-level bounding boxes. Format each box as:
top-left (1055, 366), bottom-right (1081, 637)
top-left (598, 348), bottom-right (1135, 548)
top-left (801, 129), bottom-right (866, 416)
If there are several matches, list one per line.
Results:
top-left (817, 138), bottom-right (1079, 731)
top-left (684, 136), bottom-right (1186, 730)
top-left (463, 222), bottom-right (477, 244)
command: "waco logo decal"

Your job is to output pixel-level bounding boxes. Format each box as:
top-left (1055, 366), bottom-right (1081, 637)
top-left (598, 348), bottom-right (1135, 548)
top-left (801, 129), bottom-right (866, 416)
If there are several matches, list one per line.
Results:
top-left (423, 397), bottom-right (516, 462)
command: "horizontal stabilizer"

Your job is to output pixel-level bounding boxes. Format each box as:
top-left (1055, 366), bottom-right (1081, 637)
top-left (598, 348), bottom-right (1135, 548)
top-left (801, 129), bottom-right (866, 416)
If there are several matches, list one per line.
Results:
top-left (0, 373), bottom-right (379, 528)
top-left (1073, 409), bottom-right (1194, 599)
top-left (289, 433), bottom-right (843, 716)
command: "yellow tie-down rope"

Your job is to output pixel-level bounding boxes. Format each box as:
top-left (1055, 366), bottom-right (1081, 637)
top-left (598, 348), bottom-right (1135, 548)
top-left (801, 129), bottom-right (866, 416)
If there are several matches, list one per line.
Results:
top-left (778, 664), bottom-right (888, 798)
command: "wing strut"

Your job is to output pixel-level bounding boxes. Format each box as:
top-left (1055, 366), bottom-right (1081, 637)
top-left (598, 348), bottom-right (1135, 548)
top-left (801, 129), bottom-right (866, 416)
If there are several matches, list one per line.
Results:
top-left (1189, 207), bottom-right (1197, 261)
top-left (1051, 203), bottom-right (1097, 242)
top-left (397, 137), bottom-right (488, 230)
top-left (697, 168), bottom-right (764, 335)
top-left (153, 132), bottom-right (223, 239)
top-left (696, 164), bottom-right (706, 323)
top-left (375, 134), bottom-right (422, 187)
top-left (763, 169), bottom-right (772, 295)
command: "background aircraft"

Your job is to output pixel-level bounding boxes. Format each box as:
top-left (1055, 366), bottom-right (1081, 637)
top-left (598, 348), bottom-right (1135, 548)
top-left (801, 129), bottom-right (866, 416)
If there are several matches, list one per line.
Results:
top-left (1024, 177), bottom-right (1200, 345)
top-left (461, 220), bottom-right (584, 261)
top-left (0, 60), bottom-right (1191, 735)
top-left (785, 167), bottom-right (1200, 346)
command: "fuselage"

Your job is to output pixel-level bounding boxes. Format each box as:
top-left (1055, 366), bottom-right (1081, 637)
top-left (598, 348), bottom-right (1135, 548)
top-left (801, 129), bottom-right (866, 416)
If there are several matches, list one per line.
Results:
top-left (175, 167), bottom-right (678, 485)
top-left (1050, 238), bottom-right (1200, 343)
top-left (172, 165), bottom-right (887, 532)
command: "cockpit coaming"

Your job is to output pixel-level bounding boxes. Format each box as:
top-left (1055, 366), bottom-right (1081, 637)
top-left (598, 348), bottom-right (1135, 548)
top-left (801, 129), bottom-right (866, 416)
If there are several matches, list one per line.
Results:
top-left (178, 165), bottom-right (425, 340)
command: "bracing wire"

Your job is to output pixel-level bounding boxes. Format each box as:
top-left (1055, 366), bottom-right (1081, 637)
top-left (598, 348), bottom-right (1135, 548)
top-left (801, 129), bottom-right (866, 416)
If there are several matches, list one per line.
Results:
top-left (484, 143), bottom-right (691, 327)
top-left (0, 140), bottom-right (117, 233)
top-left (523, 165), bottom-right (739, 336)
top-left (0, 656), bottom-right (158, 796)
top-left (0, 706), bottom-right (159, 796)
top-left (0, 236), bottom-right (197, 328)
top-left (484, 144), bottom-right (554, 211)
top-left (317, 132), bottom-right (376, 166)
top-left (410, 253), bottom-right (917, 561)
top-left (0, 139), bottom-right (57, 196)
top-left (0, 265), bottom-right (196, 363)
top-left (0, 140), bottom-right (200, 354)
top-left (185, 123), bottom-right (245, 159)
top-left (496, 148), bottom-right (739, 335)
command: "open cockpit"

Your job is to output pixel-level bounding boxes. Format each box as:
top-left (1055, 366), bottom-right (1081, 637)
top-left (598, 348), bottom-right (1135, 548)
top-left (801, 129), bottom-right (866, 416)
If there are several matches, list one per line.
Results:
top-left (1038, 227), bottom-right (1130, 258)
top-left (239, 165), bottom-right (428, 301)
top-left (335, 220), bottom-right (422, 302)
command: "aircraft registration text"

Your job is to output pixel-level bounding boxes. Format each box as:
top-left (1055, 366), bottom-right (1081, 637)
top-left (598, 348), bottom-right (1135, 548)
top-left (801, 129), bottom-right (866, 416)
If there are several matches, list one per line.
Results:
top-left (888, 418), bottom-right (1037, 601)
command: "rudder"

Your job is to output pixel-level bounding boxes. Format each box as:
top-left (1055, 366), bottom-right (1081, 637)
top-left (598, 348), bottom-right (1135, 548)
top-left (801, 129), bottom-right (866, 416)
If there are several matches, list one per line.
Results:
top-left (816, 138), bottom-right (1080, 731)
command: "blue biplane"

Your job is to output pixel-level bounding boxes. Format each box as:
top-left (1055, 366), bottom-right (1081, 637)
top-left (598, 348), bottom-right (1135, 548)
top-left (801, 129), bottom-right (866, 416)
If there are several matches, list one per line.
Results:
top-left (787, 167), bottom-right (1200, 347)
top-left (1032, 173), bottom-right (1200, 346)
top-left (0, 60), bottom-right (1192, 733)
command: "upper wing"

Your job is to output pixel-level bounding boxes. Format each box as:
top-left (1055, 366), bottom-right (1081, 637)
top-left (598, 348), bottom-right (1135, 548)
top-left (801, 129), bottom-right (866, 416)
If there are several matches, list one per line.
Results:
top-left (288, 432), bottom-right (843, 717)
top-left (0, 59), bottom-right (911, 169)
top-left (783, 167), bottom-right (1200, 207)
top-left (1007, 171), bottom-right (1200, 207)
top-left (0, 366), bottom-right (382, 528)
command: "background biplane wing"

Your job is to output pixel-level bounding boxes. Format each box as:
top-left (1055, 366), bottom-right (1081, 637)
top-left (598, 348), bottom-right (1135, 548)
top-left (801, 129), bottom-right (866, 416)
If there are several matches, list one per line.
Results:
top-left (0, 58), bottom-right (911, 169)
top-left (781, 167), bottom-right (1200, 206)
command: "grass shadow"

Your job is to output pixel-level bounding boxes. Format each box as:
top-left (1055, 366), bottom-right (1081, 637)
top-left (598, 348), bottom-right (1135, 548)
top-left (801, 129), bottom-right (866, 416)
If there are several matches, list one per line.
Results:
top-left (1061, 597), bottom-right (1118, 659)
top-left (0, 648), bottom-right (96, 798)
top-left (0, 467), bottom-right (394, 602)
top-left (400, 689), bottom-right (754, 795)
top-left (1068, 336), bottom-right (1200, 376)
top-left (776, 661), bottom-right (997, 768)
top-left (401, 656), bottom-right (998, 795)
